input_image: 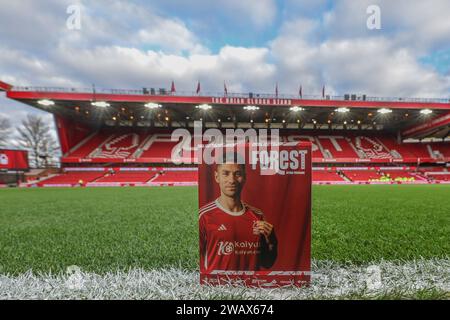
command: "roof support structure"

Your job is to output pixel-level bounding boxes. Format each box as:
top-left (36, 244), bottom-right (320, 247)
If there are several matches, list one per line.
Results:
top-left (402, 111), bottom-right (450, 139)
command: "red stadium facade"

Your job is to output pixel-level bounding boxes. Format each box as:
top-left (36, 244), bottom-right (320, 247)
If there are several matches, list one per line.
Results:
top-left (0, 149), bottom-right (29, 171)
top-left (1, 81), bottom-right (449, 186)
top-left (0, 149), bottom-right (29, 187)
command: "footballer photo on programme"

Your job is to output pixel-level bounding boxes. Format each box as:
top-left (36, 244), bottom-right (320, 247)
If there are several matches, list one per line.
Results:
top-left (199, 152), bottom-right (278, 274)
top-left (198, 145), bottom-right (312, 287)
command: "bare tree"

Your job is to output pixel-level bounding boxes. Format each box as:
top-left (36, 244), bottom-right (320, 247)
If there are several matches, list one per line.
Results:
top-left (0, 115), bottom-right (11, 147)
top-left (17, 114), bottom-right (60, 168)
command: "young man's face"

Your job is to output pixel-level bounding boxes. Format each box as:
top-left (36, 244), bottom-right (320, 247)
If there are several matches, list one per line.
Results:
top-left (215, 163), bottom-right (246, 198)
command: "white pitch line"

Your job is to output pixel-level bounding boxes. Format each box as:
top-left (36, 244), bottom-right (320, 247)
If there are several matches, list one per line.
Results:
top-left (0, 259), bottom-right (448, 299)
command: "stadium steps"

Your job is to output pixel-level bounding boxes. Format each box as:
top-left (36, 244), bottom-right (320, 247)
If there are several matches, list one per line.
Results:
top-left (409, 172), bottom-right (430, 182)
top-left (87, 134), bottom-right (114, 158)
top-left (25, 173), bottom-right (60, 185)
top-left (131, 134), bottom-right (153, 159)
top-left (376, 137), bottom-right (401, 159)
top-left (315, 137), bottom-right (331, 159)
top-left (24, 168), bottom-right (54, 182)
top-left (427, 145), bottom-right (445, 160)
top-left (90, 172), bottom-right (108, 183)
top-left (347, 137), bottom-right (366, 159)
top-left (148, 174), bottom-right (160, 182)
top-left (145, 174), bottom-right (158, 183)
top-left (64, 131), bottom-right (98, 157)
top-left (26, 169), bottom-right (47, 176)
top-left (339, 172), bottom-right (352, 182)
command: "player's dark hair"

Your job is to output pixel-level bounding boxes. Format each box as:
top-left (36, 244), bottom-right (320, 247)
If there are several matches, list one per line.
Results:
top-left (215, 151), bottom-right (246, 172)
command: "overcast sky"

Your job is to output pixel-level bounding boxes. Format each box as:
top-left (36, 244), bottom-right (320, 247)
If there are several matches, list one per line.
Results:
top-left (1, 0), bottom-right (449, 145)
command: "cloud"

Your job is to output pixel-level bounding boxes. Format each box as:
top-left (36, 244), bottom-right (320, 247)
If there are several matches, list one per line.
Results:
top-left (0, 0), bottom-right (68, 54)
top-left (374, 0), bottom-right (450, 52)
top-left (271, 19), bottom-right (450, 97)
top-left (136, 20), bottom-right (206, 55)
top-left (322, 0), bottom-right (450, 53)
top-left (0, 47), bottom-right (83, 87)
top-left (221, 0), bottom-right (277, 29)
top-left (47, 44), bottom-right (275, 92)
top-left (136, 0), bottom-right (277, 30)
top-left (282, 0), bottom-right (330, 20)
top-left (316, 38), bottom-right (450, 97)
top-left (80, 0), bottom-right (208, 54)
top-left (0, 0), bottom-right (207, 55)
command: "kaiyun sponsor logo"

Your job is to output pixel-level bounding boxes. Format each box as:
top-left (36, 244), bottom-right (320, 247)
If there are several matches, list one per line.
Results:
top-left (217, 241), bottom-right (260, 256)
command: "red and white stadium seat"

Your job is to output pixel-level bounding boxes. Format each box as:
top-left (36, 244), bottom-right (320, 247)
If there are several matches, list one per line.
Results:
top-left (61, 130), bottom-right (450, 164)
top-left (151, 171), bottom-right (198, 183)
top-left (38, 171), bottom-right (106, 186)
top-left (95, 171), bottom-right (155, 183)
top-left (311, 170), bottom-right (345, 182)
top-left (341, 169), bottom-right (382, 182)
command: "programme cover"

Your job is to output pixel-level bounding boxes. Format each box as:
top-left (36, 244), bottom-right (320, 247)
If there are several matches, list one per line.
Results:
top-left (198, 142), bottom-right (311, 287)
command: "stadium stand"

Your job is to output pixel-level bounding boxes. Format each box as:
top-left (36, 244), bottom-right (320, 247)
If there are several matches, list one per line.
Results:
top-left (95, 171), bottom-right (155, 183)
top-left (377, 137), bottom-right (415, 160)
top-left (61, 130), bottom-right (450, 164)
top-left (418, 166), bottom-right (448, 172)
top-left (3, 82), bottom-right (449, 187)
top-left (26, 128), bottom-right (450, 187)
top-left (151, 170), bottom-right (198, 183)
top-left (380, 170), bottom-right (418, 180)
top-left (24, 165), bottom-right (450, 187)
top-left (422, 169), bottom-right (450, 182)
top-left (24, 168), bottom-right (58, 183)
top-left (311, 170), bottom-right (345, 182)
top-left (341, 169), bottom-right (383, 182)
top-left (68, 131), bottom-right (107, 158)
top-left (437, 142), bottom-right (450, 158)
top-left (38, 171), bottom-right (106, 186)
top-left (428, 174), bottom-right (450, 182)
top-left (138, 134), bottom-right (180, 160)
top-left (21, 128), bottom-right (450, 187)
top-left (28, 168), bottom-right (199, 187)
top-left (404, 143), bottom-right (440, 160)
top-left (316, 136), bottom-right (359, 160)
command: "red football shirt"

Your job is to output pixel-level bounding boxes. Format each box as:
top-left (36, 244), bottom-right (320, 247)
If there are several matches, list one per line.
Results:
top-left (199, 199), bottom-right (269, 273)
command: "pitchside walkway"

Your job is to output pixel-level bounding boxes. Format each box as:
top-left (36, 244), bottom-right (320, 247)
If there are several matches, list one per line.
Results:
top-left (20, 166), bottom-right (450, 187)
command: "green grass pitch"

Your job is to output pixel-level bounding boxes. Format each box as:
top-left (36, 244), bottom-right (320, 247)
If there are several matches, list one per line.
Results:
top-left (0, 185), bottom-right (448, 275)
